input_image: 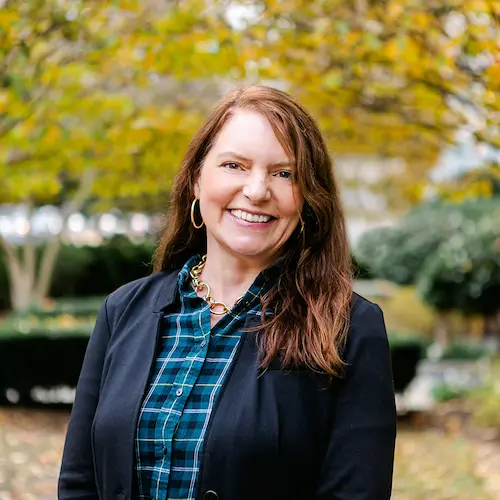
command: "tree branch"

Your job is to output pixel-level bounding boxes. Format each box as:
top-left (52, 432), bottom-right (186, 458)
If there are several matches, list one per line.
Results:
top-left (35, 167), bottom-right (97, 300)
top-left (0, 236), bottom-right (21, 277)
top-left (60, 167), bottom-right (98, 218)
top-left (23, 201), bottom-right (36, 292)
top-left (0, 235), bottom-right (23, 308)
top-left (0, 117), bottom-right (24, 139)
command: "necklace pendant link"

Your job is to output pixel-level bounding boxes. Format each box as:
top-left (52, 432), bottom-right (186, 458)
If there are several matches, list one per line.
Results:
top-left (210, 301), bottom-right (230, 315)
top-left (196, 281), bottom-right (211, 299)
top-left (190, 255), bottom-right (243, 316)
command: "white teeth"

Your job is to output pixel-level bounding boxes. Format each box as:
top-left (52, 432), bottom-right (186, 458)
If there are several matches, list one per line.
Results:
top-left (230, 209), bottom-right (271, 223)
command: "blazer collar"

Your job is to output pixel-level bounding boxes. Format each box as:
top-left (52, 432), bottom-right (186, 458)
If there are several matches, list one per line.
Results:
top-left (152, 269), bottom-right (181, 313)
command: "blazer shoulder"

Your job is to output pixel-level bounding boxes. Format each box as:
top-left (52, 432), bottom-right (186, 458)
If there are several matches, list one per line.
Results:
top-left (105, 269), bottom-right (179, 318)
top-left (349, 292), bottom-right (386, 340)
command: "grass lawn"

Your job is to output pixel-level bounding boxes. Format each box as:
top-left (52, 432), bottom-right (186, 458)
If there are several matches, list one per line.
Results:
top-left (393, 427), bottom-right (493, 500)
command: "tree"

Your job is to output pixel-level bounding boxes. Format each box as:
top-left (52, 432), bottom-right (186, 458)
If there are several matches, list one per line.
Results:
top-left (239, 0), bottom-right (500, 207)
top-left (418, 212), bottom-right (500, 329)
top-left (0, 0), bottom-right (242, 311)
top-left (2, 0), bottom-right (499, 310)
top-left (437, 162), bottom-right (500, 201)
top-left (355, 197), bottom-right (500, 342)
top-left (355, 199), bottom-right (499, 284)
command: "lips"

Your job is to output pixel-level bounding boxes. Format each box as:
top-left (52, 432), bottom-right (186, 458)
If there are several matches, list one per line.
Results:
top-left (228, 209), bottom-right (276, 223)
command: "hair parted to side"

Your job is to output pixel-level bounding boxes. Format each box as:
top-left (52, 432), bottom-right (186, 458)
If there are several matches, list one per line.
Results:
top-left (153, 84), bottom-right (352, 377)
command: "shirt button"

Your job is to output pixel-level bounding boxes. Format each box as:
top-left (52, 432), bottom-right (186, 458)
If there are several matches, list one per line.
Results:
top-left (163, 446), bottom-right (168, 455)
top-left (200, 340), bottom-right (207, 347)
top-left (203, 491), bottom-right (219, 500)
top-left (176, 388), bottom-right (183, 397)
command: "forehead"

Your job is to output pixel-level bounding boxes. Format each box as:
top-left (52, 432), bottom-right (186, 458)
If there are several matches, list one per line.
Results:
top-left (210, 109), bottom-right (291, 162)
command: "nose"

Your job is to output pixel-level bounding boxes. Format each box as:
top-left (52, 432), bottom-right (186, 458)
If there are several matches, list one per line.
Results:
top-left (243, 171), bottom-right (271, 202)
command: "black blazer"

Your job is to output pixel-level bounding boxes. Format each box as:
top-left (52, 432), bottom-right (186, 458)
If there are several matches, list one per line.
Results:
top-left (58, 270), bottom-right (396, 500)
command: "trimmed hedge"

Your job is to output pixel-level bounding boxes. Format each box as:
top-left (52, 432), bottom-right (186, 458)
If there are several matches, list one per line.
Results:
top-left (0, 237), bottom-right (372, 312)
top-left (0, 324), bottom-right (426, 407)
top-left (355, 198), bottom-right (500, 318)
top-left (0, 236), bottom-right (155, 311)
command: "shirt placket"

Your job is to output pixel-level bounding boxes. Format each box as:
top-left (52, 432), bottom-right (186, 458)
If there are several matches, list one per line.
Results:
top-left (152, 299), bottom-right (210, 500)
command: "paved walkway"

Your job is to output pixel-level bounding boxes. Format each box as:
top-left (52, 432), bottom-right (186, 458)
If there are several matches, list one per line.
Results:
top-left (0, 408), bottom-right (497, 499)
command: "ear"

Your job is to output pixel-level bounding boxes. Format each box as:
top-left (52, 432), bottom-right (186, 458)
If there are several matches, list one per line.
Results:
top-left (193, 166), bottom-right (202, 198)
top-left (194, 180), bottom-right (201, 199)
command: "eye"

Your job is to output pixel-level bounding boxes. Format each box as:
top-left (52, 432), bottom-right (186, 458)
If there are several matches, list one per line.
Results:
top-left (274, 170), bottom-right (293, 180)
top-left (221, 161), bottom-right (242, 170)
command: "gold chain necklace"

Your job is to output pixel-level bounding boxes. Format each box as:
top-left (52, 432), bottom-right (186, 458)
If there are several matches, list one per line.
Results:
top-left (190, 255), bottom-right (244, 316)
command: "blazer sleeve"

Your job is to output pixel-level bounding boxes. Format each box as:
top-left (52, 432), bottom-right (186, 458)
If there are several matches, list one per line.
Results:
top-left (58, 297), bottom-right (111, 499)
top-left (315, 300), bottom-right (397, 500)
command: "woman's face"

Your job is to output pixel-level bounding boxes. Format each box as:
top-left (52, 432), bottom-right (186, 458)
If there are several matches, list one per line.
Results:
top-left (194, 109), bottom-right (304, 267)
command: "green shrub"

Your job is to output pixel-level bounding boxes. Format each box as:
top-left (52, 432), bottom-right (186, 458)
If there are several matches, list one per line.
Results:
top-left (355, 198), bottom-right (500, 319)
top-left (432, 382), bottom-right (471, 402)
top-left (466, 359), bottom-right (500, 428)
top-left (380, 286), bottom-right (436, 337)
top-left (469, 383), bottom-right (500, 428)
top-left (417, 215), bottom-right (500, 315)
top-left (0, 236), bottom-right (155, 311)
top-left (0, 236), bottom-right (372, 312)
top-left (9, 296), bottom-right (104, 319)
top-left (1, 298), bottom-right (102, 339)
top-left (351, 254), bottom-right (374, 280)
top-left (49, 236), bottom-right (155, 297)
top-left (440, 341), bottom-right (490, 361)
top-left (0, 314), bottom-right (94, 339)
top-left (388, 333), bottom-right (428, 393)
top-left (388, 332), bottom-right (430, 352)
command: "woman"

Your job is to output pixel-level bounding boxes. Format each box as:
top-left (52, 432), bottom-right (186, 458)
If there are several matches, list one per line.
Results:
top-left (59, 85), bottom-right (396, 500)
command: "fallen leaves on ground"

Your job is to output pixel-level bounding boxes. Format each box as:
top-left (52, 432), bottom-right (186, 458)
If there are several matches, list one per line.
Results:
top-left (393, 425), bottom-right (494, 500)
top-left (0, 409), bottom-right (496, 500)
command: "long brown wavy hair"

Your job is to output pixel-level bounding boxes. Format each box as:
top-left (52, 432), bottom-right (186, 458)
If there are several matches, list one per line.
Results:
top-left (153, 85), bottom-right (352, 376)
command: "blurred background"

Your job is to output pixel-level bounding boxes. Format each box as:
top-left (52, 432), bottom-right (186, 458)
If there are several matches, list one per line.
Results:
top-left (0, 0), bottom-right (499, 498)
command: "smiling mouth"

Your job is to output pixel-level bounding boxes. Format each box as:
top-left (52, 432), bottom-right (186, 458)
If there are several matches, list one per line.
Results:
top-left (228, 209), bottom-right (276, 223)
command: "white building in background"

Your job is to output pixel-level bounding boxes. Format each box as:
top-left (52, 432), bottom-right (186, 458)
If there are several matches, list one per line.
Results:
top-left (340, 131), bottom-right (499, 245)
top-left (335, 155), bottom-right (404, 244)
top-left (1, 134), bottom-right (494, 247)
top-left (431, 130), bottom-right (500, 183)
top-left (0, 205), bottom-right (162, 246)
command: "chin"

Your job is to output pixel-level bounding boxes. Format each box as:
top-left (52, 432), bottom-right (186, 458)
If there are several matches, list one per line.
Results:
top-left (225, 240), bottom-right (273, 259)
top-left (229, 246), bottom-right (269, 258)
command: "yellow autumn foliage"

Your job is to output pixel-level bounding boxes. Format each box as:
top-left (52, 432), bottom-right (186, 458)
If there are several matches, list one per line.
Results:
top-left (0, 0), bottom-right (498, 212)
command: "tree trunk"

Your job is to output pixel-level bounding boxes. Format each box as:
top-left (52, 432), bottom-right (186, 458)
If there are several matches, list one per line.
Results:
top-left (1, 236), bottom-right (33, 312)
top-left (34, 236), bottom-right (62, 305)
top-left (1, 235), bottom-right (62, 313)
top-left (483, 313), bottom-right (500, 350)
top-left (435, 312), bottom-right (451, 348)
top-left (0, 167), bottom-right (97, 312)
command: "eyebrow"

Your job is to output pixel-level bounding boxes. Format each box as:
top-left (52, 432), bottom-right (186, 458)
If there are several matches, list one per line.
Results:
top-left (217, 151), bottom-right (294, 167)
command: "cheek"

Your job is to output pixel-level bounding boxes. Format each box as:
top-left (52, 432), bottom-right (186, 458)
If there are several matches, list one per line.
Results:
top-left (204, 188), bottom-right (232, 208)
top-left (199, 172), bottom-right (224, 202)
top-left (280, 188), bottom-right (303, 218)
top-left (199, 178), bottom-right (236, 215)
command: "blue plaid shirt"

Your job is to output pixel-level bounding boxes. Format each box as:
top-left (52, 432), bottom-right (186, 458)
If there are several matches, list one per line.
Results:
top-left (135, 255), bottom-right (269, 500)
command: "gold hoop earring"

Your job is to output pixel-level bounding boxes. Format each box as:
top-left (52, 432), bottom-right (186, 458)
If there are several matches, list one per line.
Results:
top-left (191, 198), bottom-right (204, 229)
top-left (298, 216), bottom-right (305, 234)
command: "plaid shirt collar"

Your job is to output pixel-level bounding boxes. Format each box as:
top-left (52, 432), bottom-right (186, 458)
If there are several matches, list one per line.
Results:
top-left (177, 254), bottom-right (282, 298)
top-left (153, 254), bottom-right (282, 313)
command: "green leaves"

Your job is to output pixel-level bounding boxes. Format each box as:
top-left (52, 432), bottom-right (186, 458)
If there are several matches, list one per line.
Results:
top-left (355, 198), bottom-right (500, 315)
top-left (1, 0), bottom-right (498, 211)
top-left (0, 0), bottom-right (240, 206)
top-left (238, 0), bottom-right (499, 207)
